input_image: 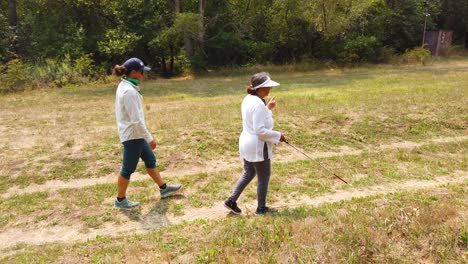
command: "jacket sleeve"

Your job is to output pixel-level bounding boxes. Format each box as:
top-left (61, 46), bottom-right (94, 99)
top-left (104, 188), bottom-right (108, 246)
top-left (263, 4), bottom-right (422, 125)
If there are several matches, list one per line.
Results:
top-left (122, 90), bottom-right (154, 142)
top-left (251, 103), bottom-right (281, 143)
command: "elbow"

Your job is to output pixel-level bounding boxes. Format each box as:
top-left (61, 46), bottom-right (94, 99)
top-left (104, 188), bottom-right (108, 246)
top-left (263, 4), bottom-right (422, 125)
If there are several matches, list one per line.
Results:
top-left (256, 131), bottom-right (269, 141)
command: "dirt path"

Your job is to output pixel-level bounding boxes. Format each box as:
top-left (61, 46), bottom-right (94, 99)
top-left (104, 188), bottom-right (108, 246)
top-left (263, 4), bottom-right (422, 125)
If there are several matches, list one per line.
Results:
top-left (0, 171), bottom-right (466, 253)
top-left (3, 136), bottom-right (466, 199)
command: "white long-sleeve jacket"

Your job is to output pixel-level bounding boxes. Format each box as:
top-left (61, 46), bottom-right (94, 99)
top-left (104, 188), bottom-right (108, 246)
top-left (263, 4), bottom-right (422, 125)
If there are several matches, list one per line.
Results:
top-left (115, 79), bottom-right (153, 143)
top-left (239, 94), bottom-right (281, 162)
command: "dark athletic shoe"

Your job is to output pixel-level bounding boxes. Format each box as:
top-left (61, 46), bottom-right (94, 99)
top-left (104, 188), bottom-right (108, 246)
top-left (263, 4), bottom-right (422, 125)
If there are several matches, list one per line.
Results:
top-left (223, 199), bottom-right (242, 215)
top-left (255, 206), bottom-right (278, 215)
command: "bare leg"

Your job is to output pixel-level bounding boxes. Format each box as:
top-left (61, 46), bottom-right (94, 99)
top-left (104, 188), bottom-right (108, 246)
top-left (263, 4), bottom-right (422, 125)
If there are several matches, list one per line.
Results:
top-left (147, 167), bottom-right (165, 187)
top-left (117, 174), bottom-right (130, 198)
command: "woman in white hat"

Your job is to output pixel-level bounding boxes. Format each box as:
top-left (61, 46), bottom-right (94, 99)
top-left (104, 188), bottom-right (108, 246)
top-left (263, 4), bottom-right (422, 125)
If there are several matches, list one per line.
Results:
top-left (112, 57), bottom-right (182, 209)
top-left (224, 72), bottom-right (286, 215)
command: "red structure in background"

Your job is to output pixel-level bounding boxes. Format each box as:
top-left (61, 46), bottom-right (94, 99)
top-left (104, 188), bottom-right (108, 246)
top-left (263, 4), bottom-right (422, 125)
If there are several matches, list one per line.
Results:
top-left (425, 31), bottom-right (453, 56)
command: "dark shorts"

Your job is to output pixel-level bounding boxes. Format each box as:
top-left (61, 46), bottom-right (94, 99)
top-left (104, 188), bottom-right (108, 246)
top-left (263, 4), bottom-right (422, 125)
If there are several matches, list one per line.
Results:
top-left (120, 139), bottom-right (157, 179)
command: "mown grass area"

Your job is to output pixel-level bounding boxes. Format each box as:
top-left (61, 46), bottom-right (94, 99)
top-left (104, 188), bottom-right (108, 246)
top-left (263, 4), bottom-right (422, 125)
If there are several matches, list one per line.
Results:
top-left (0, 60), bottom-right (467, 190)
top-left (0, 59), bottom-right (467, 262)
top-left (0, 140), bottom-right (465, 232)
top-left (2, 182), bottom-right (466, 263)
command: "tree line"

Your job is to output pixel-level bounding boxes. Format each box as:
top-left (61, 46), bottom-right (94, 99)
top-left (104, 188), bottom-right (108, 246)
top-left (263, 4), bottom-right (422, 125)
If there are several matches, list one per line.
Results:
top-left (0, 0), bottom-right (467, 78)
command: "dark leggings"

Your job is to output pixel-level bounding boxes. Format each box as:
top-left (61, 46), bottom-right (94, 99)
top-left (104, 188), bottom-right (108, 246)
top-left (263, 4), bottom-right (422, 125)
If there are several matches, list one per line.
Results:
top-left (228, 143), bottom-right (271, 208)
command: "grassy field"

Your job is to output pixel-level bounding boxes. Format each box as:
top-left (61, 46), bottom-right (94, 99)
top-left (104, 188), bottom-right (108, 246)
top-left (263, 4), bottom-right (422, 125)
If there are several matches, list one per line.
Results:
top-left (0, 58), bottom-right (467, 263)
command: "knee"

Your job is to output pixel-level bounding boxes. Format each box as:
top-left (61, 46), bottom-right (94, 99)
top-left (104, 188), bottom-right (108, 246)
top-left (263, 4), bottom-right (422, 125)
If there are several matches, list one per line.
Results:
top-left (119, 167), bottom-right (134, 179)
top-left (144, 159), bottom-right (156, 169)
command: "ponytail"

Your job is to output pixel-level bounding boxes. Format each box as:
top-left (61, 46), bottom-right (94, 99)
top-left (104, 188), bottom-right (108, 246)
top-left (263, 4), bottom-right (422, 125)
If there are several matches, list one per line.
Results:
top-left (113, 65), bottom-right (128, 77)
top-left (246, 84), bottom-right (256, 95)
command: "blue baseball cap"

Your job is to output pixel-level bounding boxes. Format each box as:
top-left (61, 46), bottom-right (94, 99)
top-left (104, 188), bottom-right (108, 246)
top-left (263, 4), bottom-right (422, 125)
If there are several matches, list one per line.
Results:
top-left (123, 57), bottom-right (151, 72)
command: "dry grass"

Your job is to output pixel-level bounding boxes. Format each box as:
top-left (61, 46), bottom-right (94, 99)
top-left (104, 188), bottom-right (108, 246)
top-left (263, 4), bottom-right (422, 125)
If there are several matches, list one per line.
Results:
top-left (0, 59), bottom-right (467, 262)
top-left (2, 183), bottom-right (466, 263)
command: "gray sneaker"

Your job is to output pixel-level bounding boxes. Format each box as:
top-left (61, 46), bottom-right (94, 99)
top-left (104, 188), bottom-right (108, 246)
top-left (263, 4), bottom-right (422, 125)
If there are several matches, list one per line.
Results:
top-left (114, 198), bottom-right (139, 209)
top-left (160, 184), bottom-right (182, 198)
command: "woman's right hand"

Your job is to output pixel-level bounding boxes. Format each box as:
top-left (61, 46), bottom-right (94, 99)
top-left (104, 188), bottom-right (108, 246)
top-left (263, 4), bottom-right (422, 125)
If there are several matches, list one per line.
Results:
top-left (149, 140), bottom-right (157, 150)
top-left (267, 96), bottom-right (276, 110)
top-left (280, 134), bottom-right (286, 142)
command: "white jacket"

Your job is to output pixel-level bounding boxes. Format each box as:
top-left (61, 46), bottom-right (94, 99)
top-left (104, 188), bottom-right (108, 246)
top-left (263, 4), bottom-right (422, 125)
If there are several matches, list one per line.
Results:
top-left (115, 79), bottom-right (153, 143)
top-left (239, 94), bottom-right (281, 162)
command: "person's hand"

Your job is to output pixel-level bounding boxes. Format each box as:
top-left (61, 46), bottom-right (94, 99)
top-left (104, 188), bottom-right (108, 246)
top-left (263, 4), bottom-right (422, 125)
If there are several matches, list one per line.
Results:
top-left (280, 134), bottom-right (286, 142)
top-left (267, 96), bottom-right (276, 110)
top-left (149, 140), bottom-right (157, 150)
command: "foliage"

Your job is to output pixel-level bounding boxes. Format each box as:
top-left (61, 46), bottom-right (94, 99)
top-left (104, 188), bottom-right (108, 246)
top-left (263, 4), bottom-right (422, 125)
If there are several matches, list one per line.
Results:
top-left (341, 36), bottom-right (381, 63)
top-left (149, 12), bottom-right (202, 76)
top-left (0, 14), bottom-right (14, 62)
top-left (97, 29), bottom-right (142, 61)
top-left (0, 0), bottom-right (466, 88)
top-left (401, 47), bottom-right (432, 65)
top-left (0, 54), bottom-right (102, 93)
top-left (74, 53), bottom-right (97, 77)
top-left (0, 59), bottom-right (31, 93)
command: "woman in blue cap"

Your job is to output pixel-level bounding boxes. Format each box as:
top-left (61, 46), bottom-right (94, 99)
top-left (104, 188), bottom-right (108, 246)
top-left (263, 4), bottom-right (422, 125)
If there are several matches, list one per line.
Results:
top-left (113, 57), bottom-right (182, 209)
top-left (224, 72), bottom-right (286, 215)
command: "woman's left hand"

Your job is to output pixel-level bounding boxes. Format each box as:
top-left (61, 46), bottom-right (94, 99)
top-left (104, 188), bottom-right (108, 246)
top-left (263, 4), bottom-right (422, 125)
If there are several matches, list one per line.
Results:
top-left (267, 96), bottom-right (276, 110)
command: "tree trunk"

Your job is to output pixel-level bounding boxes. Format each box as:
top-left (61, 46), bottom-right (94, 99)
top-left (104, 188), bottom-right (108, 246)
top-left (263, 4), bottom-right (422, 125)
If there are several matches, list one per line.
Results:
top-left (321, 1), bottom-right (327, 32)
top-left (169, 45), bottom-right (174, 74)
top-left (8, 0), bottom-right (17, 27)
top-left (197, 0), bottom-right (206, 54)
top-left (174, 0), bottom-right (180, 13)
top-left (168, 0), bottom-right (180, 14)
top-left (184, 37), bottom-right (193, 58)
top-left (161, 55), bottom-right (168, 77)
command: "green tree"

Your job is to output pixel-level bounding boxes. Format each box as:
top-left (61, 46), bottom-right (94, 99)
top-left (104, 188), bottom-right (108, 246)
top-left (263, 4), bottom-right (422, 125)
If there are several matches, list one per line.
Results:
top-left (437, 0), bottom-right (468, 46)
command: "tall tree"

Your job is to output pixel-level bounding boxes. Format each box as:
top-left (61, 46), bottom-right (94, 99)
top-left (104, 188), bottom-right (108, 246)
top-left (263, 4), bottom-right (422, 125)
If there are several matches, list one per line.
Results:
top-left (8, 0), bottom-right (17, 27)
top-left (198, 0), bottom-right (206, 53)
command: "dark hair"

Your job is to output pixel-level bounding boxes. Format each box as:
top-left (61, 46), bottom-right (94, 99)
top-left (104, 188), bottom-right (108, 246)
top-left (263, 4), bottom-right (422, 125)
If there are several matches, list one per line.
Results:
top-left (246, 84), bottom-right (256, 95)
top-left (246, 72), bottom-right (270, 94)
top-left (113, 64), bottom-right (130, 77)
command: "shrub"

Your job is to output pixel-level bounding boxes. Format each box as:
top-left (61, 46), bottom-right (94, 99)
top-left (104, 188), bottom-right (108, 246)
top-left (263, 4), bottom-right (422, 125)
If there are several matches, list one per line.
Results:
top-left (0, 59), bottom-right (32, 93)
top-left (400, 47), bottom-right (432, 65)
top-left (340, 36), bottom-right (381, 63)
top-left (75, 54), bottom-right (97, 77)
top-left (376, 46), bottom-right (398, 64)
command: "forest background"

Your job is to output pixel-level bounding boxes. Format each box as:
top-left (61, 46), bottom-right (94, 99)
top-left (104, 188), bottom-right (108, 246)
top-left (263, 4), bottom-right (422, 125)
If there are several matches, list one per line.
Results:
top-left (0, 0), bottom-right (467, 92)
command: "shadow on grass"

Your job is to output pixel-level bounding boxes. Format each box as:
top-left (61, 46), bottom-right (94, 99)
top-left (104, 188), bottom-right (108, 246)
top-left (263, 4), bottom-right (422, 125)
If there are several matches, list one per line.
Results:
top-left (120, 194), bottom-right (186, 230)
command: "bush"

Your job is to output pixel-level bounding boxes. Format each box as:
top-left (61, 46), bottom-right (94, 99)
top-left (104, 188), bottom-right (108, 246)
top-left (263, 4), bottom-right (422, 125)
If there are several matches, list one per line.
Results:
top-left (33, 55), bottom-right (79, 87)
top-left (75, 54), bottom-right (97, 77)
top-left (400, 47), bottom-right (432, 65)
top-left (0, 54), bottom-right (103, 93)
top-left (376, 46), bottom-right (398, 64)
top-left (32, 54), bottom-right (101, 88)
top-left (0, 59), bottom-right (32, 93)
top-left (340, 36), bottom-right (381, 63)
